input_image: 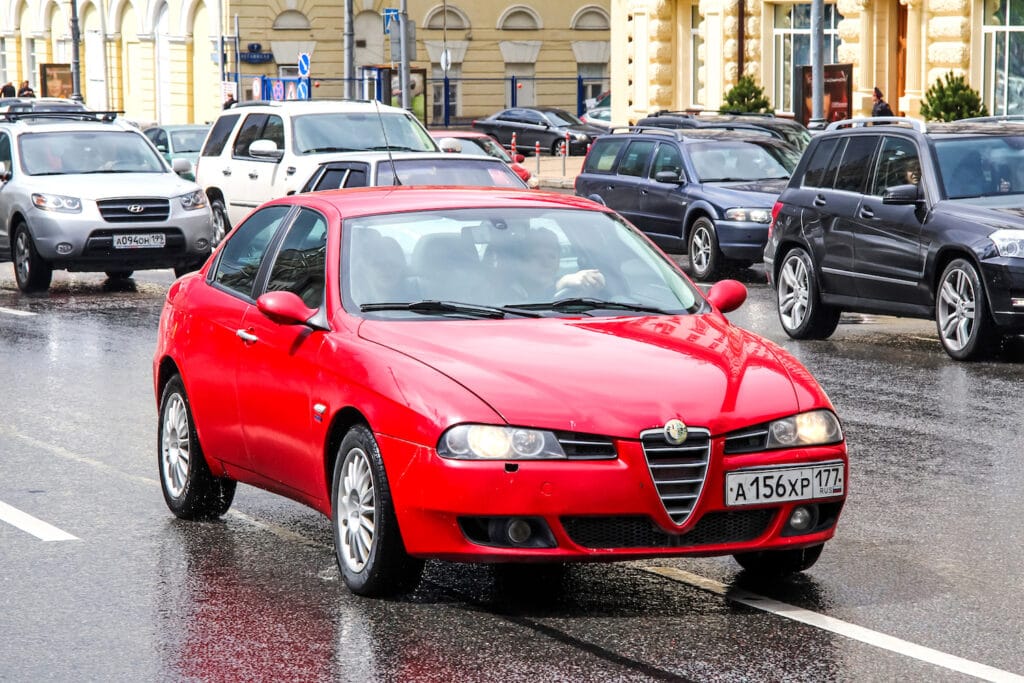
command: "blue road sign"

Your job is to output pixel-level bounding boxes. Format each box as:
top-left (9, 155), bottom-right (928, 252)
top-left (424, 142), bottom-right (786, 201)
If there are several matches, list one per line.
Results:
top-left (297, 52), bottom-right (310, 77)
top-left (297, 80), bottom-right (309, 100)
top-left (383, 8), bottom-right (399, 34)
top-left (272, 79), bottom-right (285, 101)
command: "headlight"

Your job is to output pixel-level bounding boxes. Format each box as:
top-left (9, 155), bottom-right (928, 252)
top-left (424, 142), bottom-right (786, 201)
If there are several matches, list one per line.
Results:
top-left (573, 133), bottom-right (588, 142)
top-left (724, 208), bottom-right (772, 223)
top-left (990, 229), bottom-right (1024, 258)
top-left (437, 425), bottom-right (567, 460)
top-left (178, 189), bottom-right (208, 211)
top-left (32, 193), bottom-right (81, 213)
top-left (765, 410), bottom-right (843, 448)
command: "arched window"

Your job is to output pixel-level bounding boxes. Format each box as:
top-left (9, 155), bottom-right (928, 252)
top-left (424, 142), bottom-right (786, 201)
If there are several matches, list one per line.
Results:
top-left (274, 10), bottom-right (311, 30)
top-left (498, 5), bottom-right (541, 30)
top-left (571, 6), bottom-right (609, 30)
top-left (425, 5), bottom-right (470, 30)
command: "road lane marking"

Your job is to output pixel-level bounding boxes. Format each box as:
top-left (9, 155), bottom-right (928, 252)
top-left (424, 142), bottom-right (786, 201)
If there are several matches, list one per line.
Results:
top-left (644, 566), bottom-right (1024, 683)
top-left (0, 307), bottom-right (36, 317)
top-left (0, 500), bottom-right (78, 541)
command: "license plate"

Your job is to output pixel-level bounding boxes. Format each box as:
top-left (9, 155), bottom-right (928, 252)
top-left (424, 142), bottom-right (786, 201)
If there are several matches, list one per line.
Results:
top-left (726, 462), bottom-right (844, 506)
top-left (113, 233), bottom-right (165, 249)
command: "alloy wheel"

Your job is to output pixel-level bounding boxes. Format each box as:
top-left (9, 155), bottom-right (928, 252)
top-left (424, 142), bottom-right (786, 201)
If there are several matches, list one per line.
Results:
top-left (339, 448), bottom-right (376, 572)
top-left (937, 267), bottom-right (976, 352)
top-left (161, 393), bottom-right (190, 498)
top-left (778, 255), bottom-right (810, 331)
top-left (14, 231), bottom-right (31, 284)
top-left (690, 226), bottom-right (712, 275)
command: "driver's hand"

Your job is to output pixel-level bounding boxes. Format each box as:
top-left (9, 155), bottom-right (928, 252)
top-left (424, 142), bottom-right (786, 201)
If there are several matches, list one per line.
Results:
top-left (559, 269), bottom-right (605, 291)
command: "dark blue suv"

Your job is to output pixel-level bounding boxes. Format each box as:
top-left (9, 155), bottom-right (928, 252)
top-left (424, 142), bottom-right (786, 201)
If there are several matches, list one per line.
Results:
top-left (575, 128), bottom-right (800, 280)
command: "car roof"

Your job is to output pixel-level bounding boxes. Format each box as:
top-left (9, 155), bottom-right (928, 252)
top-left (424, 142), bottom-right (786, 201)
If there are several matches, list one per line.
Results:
top-left (315, 151), bottom-right (508, 166)
top-left (820, 116), bottom-right (1024, 138)
top-left (606, 126), bottom-right (783, 144)
top-left (0, 114), bottom-right (132, 132)
top-left (229, 98), bottom-right (409, 115)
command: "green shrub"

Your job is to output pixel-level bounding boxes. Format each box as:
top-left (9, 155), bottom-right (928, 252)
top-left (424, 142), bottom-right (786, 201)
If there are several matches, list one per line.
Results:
top-left (919, 71), bottom-right (989, 121)
top-left (722, 76), bottom-right (771, 114)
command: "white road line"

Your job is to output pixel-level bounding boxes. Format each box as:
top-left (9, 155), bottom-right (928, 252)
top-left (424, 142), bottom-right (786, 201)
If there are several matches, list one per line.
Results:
top-left (0, 307), bottom-right (36, 317)
top-left (644, 566), bottom-right (1024, 683)
top-left (0, 500), bottom-right (78, 541)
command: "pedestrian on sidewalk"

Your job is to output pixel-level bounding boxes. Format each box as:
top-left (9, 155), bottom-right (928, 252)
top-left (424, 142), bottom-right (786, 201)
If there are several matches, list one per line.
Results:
top-left (223, 93), bottom-right (237, 109)
top-left (1, 81), bottom-right (15, 97)
top-left (18, 80), bottom-right (36, 97)
top-left (872, 87), bottom-right (894, 117)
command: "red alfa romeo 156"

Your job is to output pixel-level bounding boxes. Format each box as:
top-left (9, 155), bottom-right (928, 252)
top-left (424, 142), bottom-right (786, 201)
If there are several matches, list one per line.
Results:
top-left (153, 187), bottom-right (847, 597)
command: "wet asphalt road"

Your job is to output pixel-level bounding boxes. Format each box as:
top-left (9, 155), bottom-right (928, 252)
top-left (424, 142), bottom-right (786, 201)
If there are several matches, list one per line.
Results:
top-left (1, 264), bottom-right (1023, 683)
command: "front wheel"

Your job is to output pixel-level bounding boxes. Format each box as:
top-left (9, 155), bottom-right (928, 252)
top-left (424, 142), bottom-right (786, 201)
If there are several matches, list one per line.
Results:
top-left (776, 247), bottom-right (840, 339)
top-left (687, 217), bottom-right (722, 281)
top-left (158, 375), bottom-right (235, 519)
top-left (331, 425), bottom-right (424, 597)
top-left (936, 258), bottom-right (1000, 360)
top-left (105, 270), bottom-right (134, 280)
top-left (12, 222), bottom-right (52, 293)
top-left (551, 139), bottom-right (565, 157)
top-left (210, 198), bottom-right (230, 245)
top-left (733, 543), bottom-right (824, 577)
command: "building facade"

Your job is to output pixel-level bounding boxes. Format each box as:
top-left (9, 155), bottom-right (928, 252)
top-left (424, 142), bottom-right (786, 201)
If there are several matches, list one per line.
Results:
top-left (0, 1), bottom-right (610, 126)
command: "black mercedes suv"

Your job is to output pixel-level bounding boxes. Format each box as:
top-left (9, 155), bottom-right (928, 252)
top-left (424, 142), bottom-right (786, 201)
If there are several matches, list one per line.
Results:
top-left (764, 116), bottom-right (1024, 360)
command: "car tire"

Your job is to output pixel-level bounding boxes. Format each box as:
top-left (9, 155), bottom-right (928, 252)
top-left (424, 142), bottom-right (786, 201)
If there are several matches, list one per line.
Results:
top-left (551, 140), bottom-right (564, 157)
top-left (776, 247), bottom-right (841, 339)
top-left (211, 198), bottom-right (230, 245)
top-left (158, 375), bottom-right (236, 519)
top-left (331, 424), bottom-right (424, 597)
top-left (687, 217), bottom-right (722, 281)
top-left (105, 270), bottom-right (134, 280)
top-left (733, 543), bottom-right (824, 576)
top-left (935, 258), bottom-right (1000, 361)
top-left (12, 221), bottom-right (52, 293)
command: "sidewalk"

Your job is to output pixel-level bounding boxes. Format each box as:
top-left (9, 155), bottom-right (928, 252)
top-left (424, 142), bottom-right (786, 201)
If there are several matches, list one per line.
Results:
top-left (528, 154), bottom-right (585, 190)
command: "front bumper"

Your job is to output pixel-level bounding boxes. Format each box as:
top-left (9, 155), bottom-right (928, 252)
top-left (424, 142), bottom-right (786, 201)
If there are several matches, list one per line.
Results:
top-left (980, 257), bottom-right (1024, 331)
top-left (715, 219), bottom-right (771, 261)
top-left (381, 434), bottom-right (847, 562)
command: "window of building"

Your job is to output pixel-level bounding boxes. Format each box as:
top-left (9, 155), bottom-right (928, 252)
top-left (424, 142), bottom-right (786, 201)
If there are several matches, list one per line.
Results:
top-left (498, 6), bottom-right (542, 30)
top-left (983, 0), bottom-right (1024, 116)
top-left (579, 63), bottom-right (607, 102)
top-left (425, 6), bottom-right (470, 30)
top-left (273, 10), bottom-right (311, 30)
top-left (571, 7), bottom-right (610, 30)
top-left (0, 39), bottom-right (7, 85)
top-left (691, 4), bottom-right (704, 107)
top-left (773, 3), bottom-right (843, 114)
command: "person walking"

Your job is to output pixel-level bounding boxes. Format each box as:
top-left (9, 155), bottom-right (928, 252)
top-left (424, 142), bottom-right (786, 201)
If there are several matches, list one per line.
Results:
top-left (17, 80), bottom-right (36, 97)
top-left (872, 87), bottom-right (894, 117)
top-left (1, 81), bottom-right (15, 97)
top-left (223, 93), bottom-right (236, 109)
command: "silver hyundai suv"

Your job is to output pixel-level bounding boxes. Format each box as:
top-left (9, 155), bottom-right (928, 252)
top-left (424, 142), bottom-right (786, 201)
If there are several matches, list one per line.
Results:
top-left (0, 111), bottom-right (214, 292)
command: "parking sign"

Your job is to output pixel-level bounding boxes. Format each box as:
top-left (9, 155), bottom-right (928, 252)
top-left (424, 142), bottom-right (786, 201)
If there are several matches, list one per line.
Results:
top-left (297, 53), bottom-right (310, 78)
top-left (271, 79), bottom-right (285, 101)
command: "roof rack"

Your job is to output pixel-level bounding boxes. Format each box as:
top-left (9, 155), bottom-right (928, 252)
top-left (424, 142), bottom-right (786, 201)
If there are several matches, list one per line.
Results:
top-left (825, 116), bottom-right (925, 132)
top-left (956, 114), bottom-right (1024, 123)
top-left (232, 98), bottom-right (374, 108)
top-left (610, 126), bottom-right (685, 138)
top-left (3, 110), bottom-right (123, 123)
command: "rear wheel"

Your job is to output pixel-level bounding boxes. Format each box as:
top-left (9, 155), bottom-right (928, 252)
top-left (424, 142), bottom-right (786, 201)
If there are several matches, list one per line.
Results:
top-left (776, 247), bottom-right (840, 339)
top-left (733, 543), bottom-right (824, 576)
top-left (551, 139), bottom-right (564, 157)
top-left (12, 221), bottom-right (52, 293)
top-left (105, 270), bottom-right (134, 280)
top-left (687, 217), bottom-right (722, 281)
top-left (936, 258), bottom-right (1000, 360)
top-left (210, 198), bottom-right (230, 245)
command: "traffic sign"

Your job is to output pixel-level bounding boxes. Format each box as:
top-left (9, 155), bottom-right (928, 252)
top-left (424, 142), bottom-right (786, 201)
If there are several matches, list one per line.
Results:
top-left (297, 80), bottom-right (309, 99)
top-left (383, 8), bottom-right (399, 34)
top-left (286, 81), bottom-right (297, 100)
top-left (251, 77), bottom-right (261, 99)
top-left (271, 79), bottom-right (285, 101)
top-left (297, 52), bottom-right (310, 77)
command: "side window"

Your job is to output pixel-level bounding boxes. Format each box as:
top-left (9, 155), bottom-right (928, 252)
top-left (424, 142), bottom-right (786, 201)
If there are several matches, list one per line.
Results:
top-left (262, 115), bottom-right (285, 150)
top-left (202, 114), bottom-right (240, 157)
top-left (617, 140), bottom-right (656, 177)
top-left (833, 135), bottom-right (879, 193)
top-left (582, 138), bottom-right (625, 173)
top-left (801, 138), bottom-right (839, 188)
top-left (266, 208), bottom-right (329, 308)
top-left (870, 137), bottom-right (921, 196)
top-left (232, 114), bottom-right (269, 158)
top-left (650, 143), bottom-right (684, 179)
top-left (0, 133), bottom-right (11, 174)
top-left (343, 168), bottom-right (368, 187)
top-left (212, 205), bottom-right (291, 298)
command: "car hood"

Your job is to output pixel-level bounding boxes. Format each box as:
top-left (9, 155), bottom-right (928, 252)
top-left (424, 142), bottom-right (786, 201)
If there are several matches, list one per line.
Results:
top-left (939, 197), bottom-right (1024, 229)
top-left (562, 124), bottom-right (607, 136)
top-left (359, 314), bottom-right (810, 437)
top-left (700, 178), bottom-right (789, 207)
top-left (29, 172), bottom-right (199, 199)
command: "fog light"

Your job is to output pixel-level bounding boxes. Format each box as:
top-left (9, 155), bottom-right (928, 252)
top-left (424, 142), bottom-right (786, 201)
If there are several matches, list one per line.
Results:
top-left (788, 506), bottom-right (813, 531)
top-left (56, 243), bottom-right (73, 255)
top-left (506, 519), bottom-right (532, 544)
top-left (196, 238), bottom-right (210, 251)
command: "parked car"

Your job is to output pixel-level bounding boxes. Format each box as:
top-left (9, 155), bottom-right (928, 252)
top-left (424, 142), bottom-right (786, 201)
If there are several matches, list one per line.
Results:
top-left (144, 123), bottom-right (210, 180)
top-left (698, 112), bottom-right (812, 151)
top-left (0, 110), bottom-right (214, 292)
top-left (764, 116), bottom-right (1024, 360)
top-left (299, 152), bottom-right (528, 192)
top-left (471, 107), bottom-right (605, 156)
top-left (581, 107), bottom-right (613, 129)
top-left (429, 129), bottom-right (536, 186)
top-left (194, 99), bottom-right (440, 238)
top-left (635, 111), bottom-right (809, 150)
top-left (576, 127), bottom-right (800, 280)
top-left (154, 185), bottom-right (847, 597)
top-left (0, 97), bottom-right (89, 116)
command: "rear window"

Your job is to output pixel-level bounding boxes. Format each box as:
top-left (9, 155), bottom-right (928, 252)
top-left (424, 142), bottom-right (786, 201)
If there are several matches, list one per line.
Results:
top-left (202, 114), bottom-right (239, 157)
top-left (582, 138), bottom-right (626, 173)
top-left (801, 138), bottom-right (839, 188)
top-left (833, 135), bottom-right (879, 192)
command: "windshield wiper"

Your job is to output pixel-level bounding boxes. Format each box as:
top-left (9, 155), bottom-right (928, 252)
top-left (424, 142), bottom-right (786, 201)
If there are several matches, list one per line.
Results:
top-left (513, 298), bottom-right (674, 315)
top-left (360, 300), bottom-right (542, 318)
top-left (367, 145), bottom-right (418, 152)
top-left (303, 146), bottom-right (358, 153)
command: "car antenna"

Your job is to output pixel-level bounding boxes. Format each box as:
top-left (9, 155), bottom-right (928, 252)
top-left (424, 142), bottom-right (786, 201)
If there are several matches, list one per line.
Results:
top-left (373, 98), bottom-right (401, 186)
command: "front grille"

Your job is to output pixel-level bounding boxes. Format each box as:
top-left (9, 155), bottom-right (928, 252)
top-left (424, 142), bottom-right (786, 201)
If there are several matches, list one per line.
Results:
top-left (641, 427), bottom-right (711, 525)
top-left (97, 198), bottom-right (170, 222)
top-left (562, 510), bottom-right (775, 549)
top-left (555, 431), bottom-right (616, 459)
top-left (724, 424), bottom-right (770, 454)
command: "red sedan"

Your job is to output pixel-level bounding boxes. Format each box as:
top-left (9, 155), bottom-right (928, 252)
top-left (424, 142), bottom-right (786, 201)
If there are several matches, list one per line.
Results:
top-left (154, 187), bottom-right (847, 597)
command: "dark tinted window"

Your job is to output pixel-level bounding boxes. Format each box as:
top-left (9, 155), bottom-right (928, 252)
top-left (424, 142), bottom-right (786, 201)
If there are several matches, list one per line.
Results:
top-left (617, 140), bottom-right (655, 177)
top-left (212, 205), bottom-right (290, 298)
top-left (202, 114), bottom-right (239, 156)
top-left (801, 138), bottom-right (839, 188)
top-left (582, 138), bottom-right (626, 173)
top-left (833, 135), bottom-right (879, 192)
top-left (266, 208), bottom-right (328, 308)
top-left (870, 137), bottom-right (920, 196)
top-left (650, 143), bottom-right (684, 178)
top-left (263, 115), bottom-right (285, 150)
top-left (0, 133), bottom-right (11, 173)
top-left (232, 114), bottom-right (269, 157)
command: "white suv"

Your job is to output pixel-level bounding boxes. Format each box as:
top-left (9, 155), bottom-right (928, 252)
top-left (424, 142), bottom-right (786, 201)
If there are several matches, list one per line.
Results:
top-left (195, 99), bottom-right (439, 235)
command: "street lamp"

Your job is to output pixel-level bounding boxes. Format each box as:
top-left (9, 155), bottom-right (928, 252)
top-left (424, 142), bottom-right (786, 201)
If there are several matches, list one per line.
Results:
top-left (70, 0), bottom-right (83, 102)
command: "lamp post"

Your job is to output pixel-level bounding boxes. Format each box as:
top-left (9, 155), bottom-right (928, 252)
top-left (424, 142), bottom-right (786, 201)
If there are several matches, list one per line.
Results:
top-left (69, 0), bottom-right (83, 102)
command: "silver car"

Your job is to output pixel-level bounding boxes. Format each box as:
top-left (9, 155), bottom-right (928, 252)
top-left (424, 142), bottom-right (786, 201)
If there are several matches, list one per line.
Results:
top-left (0, 113), bottom-right (214, 292)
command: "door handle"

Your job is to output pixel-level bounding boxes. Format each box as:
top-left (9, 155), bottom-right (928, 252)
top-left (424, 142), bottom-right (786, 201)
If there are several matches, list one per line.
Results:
top-left (222, 168), bottom-right (232, 176)
top-left (859, 207), bottom-right (875, 219)
top-left (813, 195), bottom-right (826, 207)
top-left (236, 329), bottom-right (258, 343)
top-left (248, 171), bottom-right (259, 180)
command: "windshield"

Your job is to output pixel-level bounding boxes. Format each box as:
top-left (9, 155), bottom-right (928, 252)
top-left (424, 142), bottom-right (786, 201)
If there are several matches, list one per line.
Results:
top-left (293, 112), bottom-right (437, 154)
top-left (374, 158), bottom-right (525, 187)
top-left (20, 130), bottom-right (166, 175)
top-left (934, 136), bottom-right (1024, 198)
top-left (460, 136), bottom-right (512, 162)
top-left (342, 207), bottom-right (702, 318)
top-left (541, 110), bottom-right (583, 127)
top-left (691, 141), bottom-right (798, 182)
top-left (170, 129), bottom-right (207, 153)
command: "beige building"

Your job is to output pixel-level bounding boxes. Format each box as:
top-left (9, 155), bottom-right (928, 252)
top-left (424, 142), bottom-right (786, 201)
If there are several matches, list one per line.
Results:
top-left (0, 1), bottom-right (610, 127)
top-left (611, 0), bottom-right (1023, 124)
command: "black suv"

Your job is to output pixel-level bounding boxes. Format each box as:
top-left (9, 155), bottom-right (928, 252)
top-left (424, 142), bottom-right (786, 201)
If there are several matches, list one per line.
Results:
top-left (764, 116), bottom-right (1024, 360)
top-left (575, 127), bottom-right (799, 280)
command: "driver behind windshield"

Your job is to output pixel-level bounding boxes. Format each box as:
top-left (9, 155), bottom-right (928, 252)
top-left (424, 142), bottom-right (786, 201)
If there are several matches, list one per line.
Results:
top-left (499, 227), bottom-right (605, 300)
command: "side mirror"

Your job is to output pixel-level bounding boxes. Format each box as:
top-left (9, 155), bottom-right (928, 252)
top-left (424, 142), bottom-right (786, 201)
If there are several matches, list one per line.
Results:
top-left (171, 158), bottom-right (192, 175)
top-left (706, 279), bottom-right (747, 313)
top-left (882, 183), bottom-right (921, 205)
top-left (513, 153), bottom-right (525, 163)
top-left (654, 170), bottom-right (683, 184)
top-left (249, 139), bottom-right (284, 161)
top-left (256, 291), bottom-right (316, 325)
